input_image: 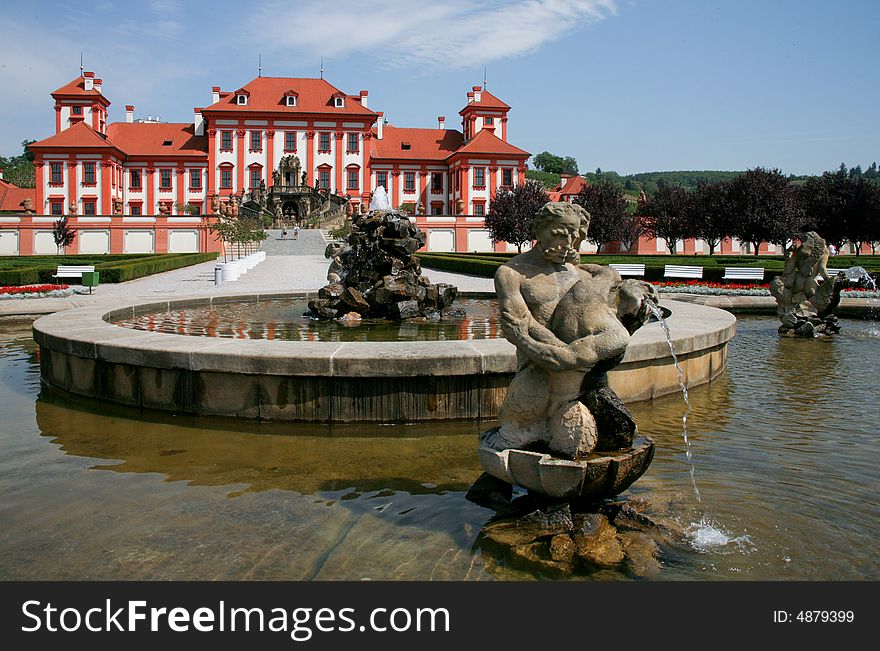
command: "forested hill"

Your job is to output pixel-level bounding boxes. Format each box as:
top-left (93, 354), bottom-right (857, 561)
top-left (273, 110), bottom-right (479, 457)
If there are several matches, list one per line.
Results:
top-left (527, 169), bottom-right (757, 192)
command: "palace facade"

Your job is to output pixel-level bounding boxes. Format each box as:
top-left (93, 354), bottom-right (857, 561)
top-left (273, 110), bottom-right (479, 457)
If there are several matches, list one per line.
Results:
top-left (0, 71), bottom-right (529, 256)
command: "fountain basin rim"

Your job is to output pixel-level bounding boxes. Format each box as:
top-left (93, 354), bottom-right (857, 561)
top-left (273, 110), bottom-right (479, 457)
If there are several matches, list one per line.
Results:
top-left (33, 292), bottom-right (735, 377)
top-left (32, 292), bottom-right (735, 379)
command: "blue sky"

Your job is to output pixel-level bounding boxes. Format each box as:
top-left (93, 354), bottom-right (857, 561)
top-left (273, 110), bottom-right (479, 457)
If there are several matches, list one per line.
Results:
top-left (1, 0), bottom-right (877, 175)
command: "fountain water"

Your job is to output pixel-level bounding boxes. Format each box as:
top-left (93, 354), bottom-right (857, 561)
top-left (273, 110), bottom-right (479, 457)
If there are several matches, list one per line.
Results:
top-left (645, 298), bottom-right (700, 502)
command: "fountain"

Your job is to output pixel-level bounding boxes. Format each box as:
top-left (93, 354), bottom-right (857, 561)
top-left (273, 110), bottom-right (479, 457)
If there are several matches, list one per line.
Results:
top-left (469, 202), bottom-right (675, 576)
top-left (769, 231), bottom-right (846, 336)
top-left (310, 187), bottom-right (459, 321)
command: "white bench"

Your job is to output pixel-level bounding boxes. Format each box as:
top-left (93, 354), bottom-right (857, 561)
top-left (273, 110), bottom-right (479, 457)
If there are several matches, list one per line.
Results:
top-left (664, 265), bottom-right (703, 279)
top-left (53, 265), bottom-right (95, 281)
top-left (818, 268), bottom-right (852, 282)
top-left (609, 263), bottom-right (646, 277)
top-left (723, 267), bottom-right (764, 282)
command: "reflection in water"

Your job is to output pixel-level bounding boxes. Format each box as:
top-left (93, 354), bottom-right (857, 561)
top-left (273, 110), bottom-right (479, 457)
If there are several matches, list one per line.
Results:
top-left (112, 297), bottom-right (503, 342)
top-left (1, 317), bottom-right (879, 579)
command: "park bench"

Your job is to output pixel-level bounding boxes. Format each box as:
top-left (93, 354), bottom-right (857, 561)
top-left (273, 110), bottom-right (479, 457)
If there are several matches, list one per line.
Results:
top-left (723, 267), bottom-right (764, 282)
top-left (609, 263), bottom-right (646, 277)
top-left (663, 264), bottom-right (703, 280)
top-left (53, 265), bottom-right (99, 293)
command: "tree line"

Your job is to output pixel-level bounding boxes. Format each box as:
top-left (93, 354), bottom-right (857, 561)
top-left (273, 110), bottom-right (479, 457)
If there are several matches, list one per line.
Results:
top-left (487, 168), bottom-right (880, 256)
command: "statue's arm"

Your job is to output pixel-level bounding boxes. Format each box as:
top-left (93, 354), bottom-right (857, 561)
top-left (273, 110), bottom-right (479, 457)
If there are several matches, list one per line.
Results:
top-left (513, 328), bottom-right (628, 373)
top-left (495, 266), bottom-right (562, 347)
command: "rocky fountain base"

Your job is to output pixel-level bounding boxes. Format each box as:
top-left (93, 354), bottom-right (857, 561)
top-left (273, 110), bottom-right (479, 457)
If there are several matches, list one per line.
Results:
top-left (309, 209), bottom-right (460, 321)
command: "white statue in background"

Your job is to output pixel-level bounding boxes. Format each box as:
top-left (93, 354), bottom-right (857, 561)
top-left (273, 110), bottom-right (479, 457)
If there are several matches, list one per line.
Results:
top-left (369, 185), bottom-right (392, 211)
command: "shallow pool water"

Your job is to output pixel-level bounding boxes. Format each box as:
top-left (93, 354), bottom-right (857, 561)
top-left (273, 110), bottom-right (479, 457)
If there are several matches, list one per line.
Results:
top-left (112, 297), bottom-right (503, 341)
top-left (0, 316), bottom-right (878, 580)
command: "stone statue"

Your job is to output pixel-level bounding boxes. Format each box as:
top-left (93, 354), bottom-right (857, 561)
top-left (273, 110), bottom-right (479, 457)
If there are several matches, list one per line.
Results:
top-left (485, 202), bottom-right (659, 459)
top-left (301, 171), bottom-right (308, 186)
top-left (112, 198), bottom-right (123, 215)
top-left (770, 231), bottom-right (845, 336)
top-left (68, 201), bottom-right (77, 215)
top-left (273, 170), bottom-right (281, 187)
top-left (210, 194), bottom-right (220, 215)
top-left (20, 197), bottom-right (34, 214)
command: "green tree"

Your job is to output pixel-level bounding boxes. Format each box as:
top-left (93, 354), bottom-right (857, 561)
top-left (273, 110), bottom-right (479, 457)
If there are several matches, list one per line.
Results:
top-left (52, 217), bottom-right (76, 255)
top-left (689, 182), bottom-right (733, 255)
top-left (532, 151), bottom-right (578, 175)
top-left (726, 168), bottom-right (804, 255)
top-left (641, 183), bottom-right (692, 255)
top-left (486, 180), bottom-right (549, 252)
top-left (574, 180), bottom-right (629, 253)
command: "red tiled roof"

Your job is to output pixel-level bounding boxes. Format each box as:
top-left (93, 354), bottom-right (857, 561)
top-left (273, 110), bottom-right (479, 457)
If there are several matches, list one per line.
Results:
top-left (51, 76), bottom-right (106, 99)
top-left (547, 191), bottom-right (562, 202)
top-left (448, 129), bottom-right (529, 159)
top-left (204, 77), bottom-right (377, 117)
top-left (460, 89), bottom-right (510, 113)
top-left (372, 126), bottom-right (464, 161)
top-left (30, 122), bottom-right (115, 150)
top-left (0, 179), bottom-right (35, 212)
top-left (107, 123), bottom-right (207, 157)
top-left (559, 175), bottom-right (588, 196)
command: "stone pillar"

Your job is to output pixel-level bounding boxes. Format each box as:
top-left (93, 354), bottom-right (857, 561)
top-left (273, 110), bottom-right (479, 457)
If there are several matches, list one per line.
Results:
top-left (101, 161), bottom-right (112, 214)
top-left (489, 166), bottom-right (498, 201)
top-left (34, 161), bottom-right (44, 214)
top-left (266, 130), bottom-right (275, 187)
top-left (334, 131), bottom-right (344, 193)
top-left (207, 129), bottom-right (217, 194)
top-left (176, 167), bottom-right (185, 214)
top-left (155, 218), bottom-right (169, 254)
top-left (460, 166), bottom-right (470, 215)
top-left (362, 132), bottom-right (372, 201)
top-left (391, 170), bottom-right (400, 209)
top-left (236, 130), bottom-right (246, 193)
top-left (146, 167), bottom-right (155, 215)
top-left (67, 161), bottom-right (77, 212)
top-left (419, 167), bottom-right (427, 211)
top-left (306, 131), bottom-right (315, 186)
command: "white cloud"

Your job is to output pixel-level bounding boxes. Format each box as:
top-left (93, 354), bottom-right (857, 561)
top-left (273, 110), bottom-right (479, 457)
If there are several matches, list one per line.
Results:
top-left (251, 0), bottom-right (617, 68)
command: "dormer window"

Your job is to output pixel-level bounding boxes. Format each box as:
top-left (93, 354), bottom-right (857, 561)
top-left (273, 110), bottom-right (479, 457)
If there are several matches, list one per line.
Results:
top-left (283, 90), bottom-right (299, 107)
top-left (162, 140), bottom-right (173, 147)
top-left (401, 142), bottom-right (411, 151)
top-left (286, 96), bottom-right (297, 107)
top-left (334, 97), bottom-right (344, 108)
top-left (236, 94), bottom-right (248, 105)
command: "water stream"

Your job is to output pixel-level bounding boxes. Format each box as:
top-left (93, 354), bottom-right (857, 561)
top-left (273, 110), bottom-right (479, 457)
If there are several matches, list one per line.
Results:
top-left (645, 298), bottom-right (700, 502)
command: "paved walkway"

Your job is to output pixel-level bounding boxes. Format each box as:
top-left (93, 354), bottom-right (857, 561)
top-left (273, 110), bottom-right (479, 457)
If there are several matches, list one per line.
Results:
top-left (0, 229), bottom-right (494, 318)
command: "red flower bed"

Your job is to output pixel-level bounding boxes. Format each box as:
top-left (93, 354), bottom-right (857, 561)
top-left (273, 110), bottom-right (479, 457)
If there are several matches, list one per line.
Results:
top-left (0, 284), bottom-right (70, 295)
top-left (650, 280), bottom-right (770, 290)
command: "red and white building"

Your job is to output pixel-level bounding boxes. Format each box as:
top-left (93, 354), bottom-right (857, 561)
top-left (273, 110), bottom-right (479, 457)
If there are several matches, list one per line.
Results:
top-left (0, 72), bottom-right (529, 255)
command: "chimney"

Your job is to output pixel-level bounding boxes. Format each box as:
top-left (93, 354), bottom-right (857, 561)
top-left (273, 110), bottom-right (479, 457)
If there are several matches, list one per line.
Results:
top-left (94, 78), bottom-right (103, 94)
top-left (559, 174), bottom-right (568, 190)
top-left (83, 71), bottom-right (95, 92)
top-left (472, 85), bottom-right (482, 103)
top-left (0, 168), bottom-right (4, 181)
top-left (377, 112), bottom-right (384, 140)
top-left (194, 108), bottom-right (204, 136)
top-left (212, 86), bottom-right (220, 104)
top-left (125, 105), bottom-right (134, 123)
top-left (438, 116), bottom-right (445, 130)
top-left (467, 91), bottom-right (474, 104)
top-left (359, 90), bottom-right (368, 109)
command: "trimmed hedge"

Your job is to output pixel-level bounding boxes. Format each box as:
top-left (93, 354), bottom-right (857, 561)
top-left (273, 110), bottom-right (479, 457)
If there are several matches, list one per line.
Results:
top-left (417, 252), bottom-right (878, 283)
top-left (0, 253), bottom-right (218, 286)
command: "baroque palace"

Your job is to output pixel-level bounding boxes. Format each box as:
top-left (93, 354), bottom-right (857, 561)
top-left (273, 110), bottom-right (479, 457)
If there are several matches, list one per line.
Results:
top-left (0, 71), bottom-right (529, 256)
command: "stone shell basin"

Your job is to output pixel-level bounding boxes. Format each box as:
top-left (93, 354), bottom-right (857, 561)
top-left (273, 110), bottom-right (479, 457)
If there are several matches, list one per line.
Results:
top-left (32, 292), bottom-right (735, 423)
top-left (478, 430), bottom-right (655, 500)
